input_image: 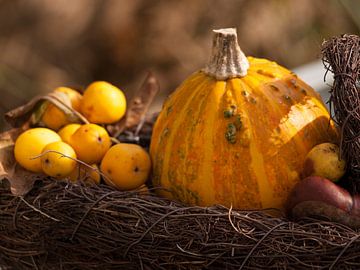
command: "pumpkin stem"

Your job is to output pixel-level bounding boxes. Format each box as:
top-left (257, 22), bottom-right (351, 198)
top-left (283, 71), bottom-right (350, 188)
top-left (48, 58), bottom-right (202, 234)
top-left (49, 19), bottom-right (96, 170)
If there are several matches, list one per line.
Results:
top-left (203, 28), bottom-right (249, 80)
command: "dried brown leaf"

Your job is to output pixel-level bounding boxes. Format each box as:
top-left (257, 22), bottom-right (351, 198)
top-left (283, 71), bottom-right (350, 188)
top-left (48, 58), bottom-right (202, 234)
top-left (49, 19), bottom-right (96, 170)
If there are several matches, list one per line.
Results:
top-left (4, 95), bottom-right (43, 127)
top-left (0, 127), bottom-right (44, 196)
top-left (5, 91), bottom-right (88, 128)
top-left (108, 72), bottom-right (160, 137)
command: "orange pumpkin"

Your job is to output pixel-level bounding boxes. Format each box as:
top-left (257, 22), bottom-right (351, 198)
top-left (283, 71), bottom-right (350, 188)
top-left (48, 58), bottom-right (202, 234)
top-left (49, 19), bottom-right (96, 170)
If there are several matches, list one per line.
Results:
top-left (150, 28), bottom-right (339, 210)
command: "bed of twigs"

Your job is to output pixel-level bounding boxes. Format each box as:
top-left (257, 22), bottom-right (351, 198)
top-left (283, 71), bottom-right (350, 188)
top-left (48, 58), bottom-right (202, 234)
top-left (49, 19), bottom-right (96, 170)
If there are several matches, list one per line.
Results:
top-left (0, 178), bottom-right (360, 270)
top-left (322, 34), bottom-right (360, 193)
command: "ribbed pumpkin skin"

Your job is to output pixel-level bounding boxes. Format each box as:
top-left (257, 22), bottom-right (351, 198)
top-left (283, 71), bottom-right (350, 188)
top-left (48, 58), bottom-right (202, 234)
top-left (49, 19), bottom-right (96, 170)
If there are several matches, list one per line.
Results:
top-left (150, 57), bottom-right (338, 210)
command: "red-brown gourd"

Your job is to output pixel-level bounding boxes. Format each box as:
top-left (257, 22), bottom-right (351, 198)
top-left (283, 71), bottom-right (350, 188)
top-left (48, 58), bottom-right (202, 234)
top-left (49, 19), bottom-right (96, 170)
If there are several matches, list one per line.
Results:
top-left (150, 28), bottom-right (339, 210)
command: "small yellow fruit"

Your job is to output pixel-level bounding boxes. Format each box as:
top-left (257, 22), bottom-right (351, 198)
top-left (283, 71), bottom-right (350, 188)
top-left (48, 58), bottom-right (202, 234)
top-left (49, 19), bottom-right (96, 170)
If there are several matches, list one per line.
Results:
top-left (69, 124), bottom-right (111, 164)
top-left (41, 141), bottom-right (77, 178)
top-left (302, 143), bottom-right (346, 182)
top-left (80, 81), bottom-right (126, 124)
top-left (101, 143), bottom-right (151, 190)
top-left (58, 124), bottom-right (81, 144)
top-left (68, 164), bottom-right (101, 184)
top-left (14, 128), bottom-right (61, 172)
top-left (42, 87), bottom-right (83, 130)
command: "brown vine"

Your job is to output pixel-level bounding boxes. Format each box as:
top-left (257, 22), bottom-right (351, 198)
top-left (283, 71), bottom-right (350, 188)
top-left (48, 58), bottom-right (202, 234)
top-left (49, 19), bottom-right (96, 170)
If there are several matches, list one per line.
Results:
top-left (322, 34), bottom-right (360, 193)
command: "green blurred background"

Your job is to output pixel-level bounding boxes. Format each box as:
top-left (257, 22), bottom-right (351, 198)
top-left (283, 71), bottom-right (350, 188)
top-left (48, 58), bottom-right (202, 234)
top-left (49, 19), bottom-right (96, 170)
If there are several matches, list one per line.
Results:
top-left (1, 0), bottom-right (359, 131)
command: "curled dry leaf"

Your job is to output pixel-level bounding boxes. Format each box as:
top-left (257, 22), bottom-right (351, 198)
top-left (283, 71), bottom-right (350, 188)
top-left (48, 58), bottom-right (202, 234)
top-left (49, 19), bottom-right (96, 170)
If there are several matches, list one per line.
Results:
top-left (5, 90), bottom-right (88, 128)
top-left (0, 127), bottom-right (44, 196)
top-left (108, 71), bottom-right (160, 137)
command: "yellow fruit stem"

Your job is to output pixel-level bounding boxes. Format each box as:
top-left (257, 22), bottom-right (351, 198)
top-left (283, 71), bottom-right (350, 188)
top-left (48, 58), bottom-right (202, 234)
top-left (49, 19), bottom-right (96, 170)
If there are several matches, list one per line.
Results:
top-left (110, 137), bottom-right (121, 144)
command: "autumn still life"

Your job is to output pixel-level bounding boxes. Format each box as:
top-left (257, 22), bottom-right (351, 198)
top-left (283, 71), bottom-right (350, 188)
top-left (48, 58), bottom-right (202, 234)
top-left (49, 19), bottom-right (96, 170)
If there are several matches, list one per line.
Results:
top-left (1, 29), bottom-right (360, 269)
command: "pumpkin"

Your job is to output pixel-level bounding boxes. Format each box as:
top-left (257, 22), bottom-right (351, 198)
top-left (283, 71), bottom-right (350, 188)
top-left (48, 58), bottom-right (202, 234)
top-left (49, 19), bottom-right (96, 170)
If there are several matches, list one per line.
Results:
top-left (150, 28), bottom-right (338, 210)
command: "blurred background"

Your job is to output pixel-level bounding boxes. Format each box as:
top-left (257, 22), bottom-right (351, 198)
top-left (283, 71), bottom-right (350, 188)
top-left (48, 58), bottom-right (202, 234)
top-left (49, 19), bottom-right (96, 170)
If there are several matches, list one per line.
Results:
top-left (1, 0), bottom-right (359, 131)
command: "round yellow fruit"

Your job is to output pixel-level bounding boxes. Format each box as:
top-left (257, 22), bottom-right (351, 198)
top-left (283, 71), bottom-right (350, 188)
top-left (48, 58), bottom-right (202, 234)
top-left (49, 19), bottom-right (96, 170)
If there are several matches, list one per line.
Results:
top-left (100, 143), bottom-right (151, 190)
top-left (41, 141), bottom-right (77, 178)
top-left (68, 164), bottom-right (101, 184)
top-left (80, 81), bottom-right (126, 124)
top-left (69, 124), bottom-right (111, 164)
top-left (302, 143), bottom-right (346, 182)
top-left (58, 124), bottom-right (81, 144)
top-left (14, 128), bottom-right (61, 173)
top-left (42, 87), bottom-right (83, 130)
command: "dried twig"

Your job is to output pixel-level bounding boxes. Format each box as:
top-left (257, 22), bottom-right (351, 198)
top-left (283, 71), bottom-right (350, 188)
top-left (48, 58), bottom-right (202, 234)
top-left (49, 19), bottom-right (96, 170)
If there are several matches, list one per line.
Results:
top-left (19, 196), bottom-right (60, 222)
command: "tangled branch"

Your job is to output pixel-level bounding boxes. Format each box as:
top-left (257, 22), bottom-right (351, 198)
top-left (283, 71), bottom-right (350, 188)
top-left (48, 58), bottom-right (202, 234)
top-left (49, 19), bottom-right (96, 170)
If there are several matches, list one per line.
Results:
top-left (322, 34), bottom-right (360, 193)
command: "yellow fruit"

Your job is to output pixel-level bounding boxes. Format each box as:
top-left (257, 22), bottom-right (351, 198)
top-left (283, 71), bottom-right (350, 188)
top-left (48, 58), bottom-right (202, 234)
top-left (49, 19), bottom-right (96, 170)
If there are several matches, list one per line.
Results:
top-left (14, 128), bottom-right (61, 172)
top-left (41, 141), bottom-right (77, 178)
top-left (68, 164), bottom-right (101, 184)
top-left (42, 87), bottom-right (83, 130)
top-left (69, 124), bottom-right (111, 164)
top-left (101, 143), bottom-right (151, 190)
top-left (150, 28), bottom-right (339, 210)
top-left (58, 124), bottom-right (81, 144)
top-left (80, 81), bottom-right (126, 124)
top-left (41, 104), bottom-right (68, 131)
top-left (302, 143), bottom-right (346, 182)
